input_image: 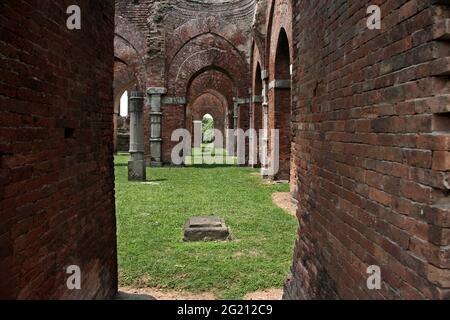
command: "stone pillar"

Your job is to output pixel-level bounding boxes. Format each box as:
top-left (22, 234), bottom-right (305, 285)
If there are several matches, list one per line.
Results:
top-left (193, 120), bottom-right (203, 149)
top-left (250, 94), bottom-right (263, 168)
top-left (233, 98), bottom-right (239, 130)
top-left (128, 91), bottom-right (146, 181)
top-left (261, 69), bottom-right (270, 177)
top-left (249, 90), bottom-right (254, 131)
top-left (148, 87), bottom-right (167, 167)
top-left (233, 98), bottom-right (239, 156)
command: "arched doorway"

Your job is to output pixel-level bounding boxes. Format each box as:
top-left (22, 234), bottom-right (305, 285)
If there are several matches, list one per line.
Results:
top-left (272, 28), bottom-right (292, 181)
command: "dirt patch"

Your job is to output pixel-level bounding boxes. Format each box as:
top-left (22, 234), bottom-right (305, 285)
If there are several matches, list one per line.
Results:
top-left (272, 192), bottom-right (297, 217)
top-left (244, 288), bottom-right (283, 300)
top-left (119, 287), bottom-right (216, 300)
top-left (264, 180), bottom-right (289, 186)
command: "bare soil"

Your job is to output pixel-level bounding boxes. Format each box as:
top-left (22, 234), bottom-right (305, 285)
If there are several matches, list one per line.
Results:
top-left (118, 287), bottom-right (284, 300)
top-left (272, 192), bottom-right (297, 216)
top-left (244, 288), bottom-right (283, 300)
top-left (119, 287), bottom-right (216, 300)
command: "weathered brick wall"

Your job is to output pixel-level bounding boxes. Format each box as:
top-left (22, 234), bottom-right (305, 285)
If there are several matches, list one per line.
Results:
top-left (266, 0), bottom-right (293, 181)
top-left (161, 104), bottom-right (186, 163)
top-left (0, 0), bottom-right (117, 299)
top-left (190, 92), bottom-right (227, 136)
top-left (116, 1), bottom-right (255, 164)
top-left (187, 70), bottom-right (234, 118)
top-left (251, 45), bottom-right (263, 134)
top-left (284, 0), bottom-right (450, 299)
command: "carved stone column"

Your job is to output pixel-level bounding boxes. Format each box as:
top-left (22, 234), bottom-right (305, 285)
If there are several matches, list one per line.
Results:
top-left (128, 91), bottom-right (146, 181)
top-left (148, 87), bottom-right (166, 167)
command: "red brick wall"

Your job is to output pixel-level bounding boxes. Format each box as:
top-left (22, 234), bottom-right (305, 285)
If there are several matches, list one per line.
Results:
top-left (284, 0), bottom-right (450, 299)
top-left (162, 104), bottom-right (186, 164)
top-left (190, 93), bottom-right (226, 132)
top-left (116, 1), bottom-right (255, 164)
top-left (252, 51), bottom-right (263, 133)
top-left (0, 0), bottom-right (117, 299)
top-left (188, 70), bottom-right (234, 117)
top-left (267, 0), bottom-right (294, 181)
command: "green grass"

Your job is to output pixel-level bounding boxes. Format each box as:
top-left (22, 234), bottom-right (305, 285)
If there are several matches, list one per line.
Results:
top-left (186, 145), bottom-right (235, 165)
top-left (115, 153), bottom-right (298, 300)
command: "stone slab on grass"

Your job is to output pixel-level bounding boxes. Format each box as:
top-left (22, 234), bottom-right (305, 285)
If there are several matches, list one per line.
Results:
top-left (184, 216), bottom-right (231, 242)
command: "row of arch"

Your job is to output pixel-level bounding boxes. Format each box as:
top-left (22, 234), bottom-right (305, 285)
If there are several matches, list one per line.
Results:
top-left (114, 0), bottom-right (294, 182)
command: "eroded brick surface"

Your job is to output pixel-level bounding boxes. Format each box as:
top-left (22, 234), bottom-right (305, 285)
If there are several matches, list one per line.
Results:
top-left (0, 0), bottom-right (117, 299)
top-left (283, 0), bottom-right (450, 300)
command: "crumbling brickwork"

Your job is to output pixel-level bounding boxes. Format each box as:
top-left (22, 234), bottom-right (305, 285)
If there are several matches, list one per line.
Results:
top-left (0, 0), bottom-right (117, 299)
top-left (115, 0), bottom-right (254, 164)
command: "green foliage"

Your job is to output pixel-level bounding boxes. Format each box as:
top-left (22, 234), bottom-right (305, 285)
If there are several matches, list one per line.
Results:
top-left (115, 154), bottom-right (297, 299)
top-left (202, 115), bottom-right (215, 143)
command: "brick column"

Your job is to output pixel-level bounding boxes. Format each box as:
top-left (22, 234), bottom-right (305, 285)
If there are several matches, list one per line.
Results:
top-left (232, 98), bottom-right (239, 157)
top-left (128, 91), bottom-right (146, 181)
top-left (250, 94), bottom-right (263, 168)
top-left (237, 97), bottom-right (250, 166)
top-left (261, 69), bottom-right (270, 177)
top-left (148, 87), bottom-right (167, 167)
top-left (249, 90), bottom-right (254, 131)
top-left (233, 98), bottom-right (239, 130)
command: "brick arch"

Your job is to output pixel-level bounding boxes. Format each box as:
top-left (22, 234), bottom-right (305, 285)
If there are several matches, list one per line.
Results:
top-left (186, 90), bottom-right (228, 137)
top-left (266, 0), bottom-right (294, 181)
top-left (114, 61), bottom-right (138, 113)
top-left (188, 69), bottom-right (233, 114)
top-left (167, 33), bottom-right (249, 96)
top-left (167, 16), bottom-right (249, 65)
top-left (266, 0), bottom-right (294, 70)
top-left (113, 61), bottom-right (138, 154)
top-left (251, 0), bottom-right (268, 68)
top-left (114, 15), bottom-right (147, 89)
top-left (251, 39), bottom-right (265, 75)
top-left (251, 42), bottom-right (264, 134)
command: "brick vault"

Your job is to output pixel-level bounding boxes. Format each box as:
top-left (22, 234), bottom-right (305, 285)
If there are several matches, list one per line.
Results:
top-left (1, 0), bottom-right (449, 299)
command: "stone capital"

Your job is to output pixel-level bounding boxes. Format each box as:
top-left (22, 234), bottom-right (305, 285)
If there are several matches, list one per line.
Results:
top-left (147, 87), bottom-right (167, 95)
top-left (268, 79), bottom-right (291, 91)
top-left (162, 96), bottom-right (186, 105)
top-left (235, 97), bottom-right (251, 105)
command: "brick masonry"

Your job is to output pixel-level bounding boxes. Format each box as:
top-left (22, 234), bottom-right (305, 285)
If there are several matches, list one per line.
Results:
top-left (115, 0), bottom-right (254, 164)
top-left (1, 0), bottom-right (450, 300)
top-left (0, 0), bottom-right (117, 299)
top-left (282, 0), bottom-right (450, 299)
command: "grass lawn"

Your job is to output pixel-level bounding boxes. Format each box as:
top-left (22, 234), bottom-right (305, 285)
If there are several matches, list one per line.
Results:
top-left (115, 153), bottom-right (298, 300)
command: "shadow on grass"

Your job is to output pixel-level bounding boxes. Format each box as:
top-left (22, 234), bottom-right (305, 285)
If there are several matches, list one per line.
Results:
top-left (115, 163), bottom-right (128, 167)
top-left (115, 162), bottom-right (238, 169)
